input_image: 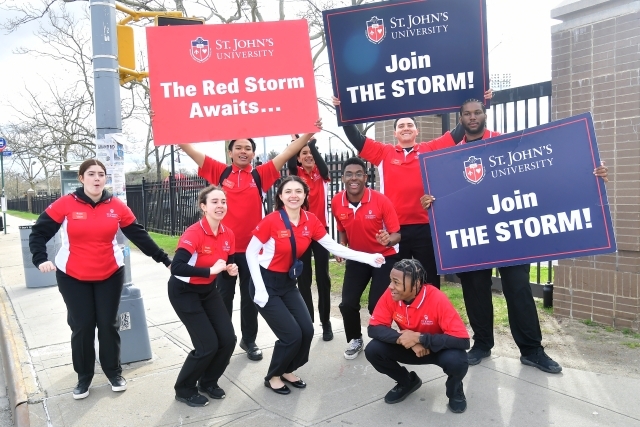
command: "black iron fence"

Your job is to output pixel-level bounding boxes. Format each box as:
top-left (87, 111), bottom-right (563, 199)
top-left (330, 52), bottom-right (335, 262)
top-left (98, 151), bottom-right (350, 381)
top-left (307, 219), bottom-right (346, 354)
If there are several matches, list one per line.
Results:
top-left (7, 193), bottom-right (61, 215)
top-left (126, 152), bottom-right (376, 237)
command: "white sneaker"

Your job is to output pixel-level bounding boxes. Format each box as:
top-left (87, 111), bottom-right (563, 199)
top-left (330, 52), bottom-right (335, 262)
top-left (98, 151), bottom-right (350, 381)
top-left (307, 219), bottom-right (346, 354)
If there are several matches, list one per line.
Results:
top-left (344, 338), bottom-right (364, 360)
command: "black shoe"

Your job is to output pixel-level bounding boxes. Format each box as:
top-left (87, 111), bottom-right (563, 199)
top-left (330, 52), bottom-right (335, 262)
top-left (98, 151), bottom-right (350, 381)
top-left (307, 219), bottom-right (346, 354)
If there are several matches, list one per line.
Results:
top-left (322, 322), bottom-right (334, 341)
top-left (240, 339), bottom-right (263, 361)
top-left (175, 393), bottom-right (209, 407)
top-left (108, 375), bottom-right (127, 392)
top-left (198, 384), bottom-right (226, 399)
top-left (448, 382), bottom-right (467, 414)
top-left (264, 380), bottom-right (290, 395)
top-left (280, 375), bottom-right (306, 389)
top-left (73, 379), bottom-right (91, 400)
top-left (384, 371), bottom-right (422, 404)
top-left (467, 347), bottom-right (491, 366)
top-left (520, 347), bottom-right (562, 374)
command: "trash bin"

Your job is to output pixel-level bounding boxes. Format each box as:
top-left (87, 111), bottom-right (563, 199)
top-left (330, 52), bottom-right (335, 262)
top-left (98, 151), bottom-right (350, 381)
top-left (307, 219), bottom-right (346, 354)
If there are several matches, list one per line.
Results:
top-left (118, 285), bottom-right (153, 363)
top-left (19, 225), bottom-right (60, 288)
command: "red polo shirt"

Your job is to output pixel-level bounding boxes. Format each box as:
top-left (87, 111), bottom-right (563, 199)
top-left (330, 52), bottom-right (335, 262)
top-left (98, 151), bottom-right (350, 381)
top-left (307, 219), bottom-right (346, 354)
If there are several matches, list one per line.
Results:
top-left (175, 219), bottom-right (235, 285)
top-left (45, 194), bottom-right (136, 281)
top-left (331, 188), bottom-right (400, 257)
top-left (198, 156), bottom-right (280, 251)
top-left (370, 284), bottom-right (469, 338)
top-left (461, 129), bottom-right (501, 143)
top-left (296, 165), bottom-right (330, 227)
top-left (252, 210), bottom-right (327, 273)
top-left (359, 134), bottom-right (455, 225)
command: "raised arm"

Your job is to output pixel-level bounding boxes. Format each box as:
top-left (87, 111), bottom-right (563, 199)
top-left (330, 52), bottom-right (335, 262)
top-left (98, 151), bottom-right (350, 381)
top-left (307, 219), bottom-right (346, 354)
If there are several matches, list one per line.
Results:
top-left (332, 96), bottom-right (366, 151)
top-left (271, 119), bottom-right (322, 171)
top-left (178, 144), bottom-right (206, 169)
top-left (309, 138), bottom-right (329, 179)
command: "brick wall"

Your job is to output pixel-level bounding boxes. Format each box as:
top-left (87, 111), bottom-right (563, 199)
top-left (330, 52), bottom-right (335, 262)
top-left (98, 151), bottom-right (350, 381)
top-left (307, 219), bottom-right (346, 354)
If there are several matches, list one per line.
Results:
top-left (551, 1), bottom-right (640, 330)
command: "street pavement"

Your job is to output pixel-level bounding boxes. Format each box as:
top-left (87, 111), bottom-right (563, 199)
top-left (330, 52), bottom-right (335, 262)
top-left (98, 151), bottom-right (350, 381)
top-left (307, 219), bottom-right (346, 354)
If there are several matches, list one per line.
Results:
top-left (0, 213), bottom-right (639, 427)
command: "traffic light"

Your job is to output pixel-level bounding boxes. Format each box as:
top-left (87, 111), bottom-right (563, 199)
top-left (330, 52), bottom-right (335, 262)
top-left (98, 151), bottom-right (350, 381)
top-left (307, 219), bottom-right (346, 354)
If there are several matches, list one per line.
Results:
top-left (155, 16), bottom-right (204, 26)
top-left (117, 24), bottom-right (136, 70)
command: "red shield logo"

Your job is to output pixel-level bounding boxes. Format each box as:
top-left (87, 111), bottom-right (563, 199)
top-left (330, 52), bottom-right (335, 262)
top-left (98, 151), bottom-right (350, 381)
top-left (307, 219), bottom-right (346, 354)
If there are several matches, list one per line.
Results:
top-left (464, 156), bottom-right (485, 184)
top-left (190, 37), bottom-right (211, 63)
top-left (366, 17), bottom-right (385, 44)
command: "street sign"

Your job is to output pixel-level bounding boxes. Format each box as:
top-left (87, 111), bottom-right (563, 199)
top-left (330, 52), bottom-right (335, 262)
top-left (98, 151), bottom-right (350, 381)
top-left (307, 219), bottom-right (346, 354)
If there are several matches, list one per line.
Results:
top-left (2, 150), bottom-right (11, 156)
top-left (0, 137), bottom-right (6, 152)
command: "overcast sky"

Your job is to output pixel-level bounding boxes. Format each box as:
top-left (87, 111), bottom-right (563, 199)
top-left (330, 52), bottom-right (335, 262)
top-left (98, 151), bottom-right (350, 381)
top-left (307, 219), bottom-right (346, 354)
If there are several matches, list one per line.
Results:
top-left (0, 0), bottom-right (561, 174)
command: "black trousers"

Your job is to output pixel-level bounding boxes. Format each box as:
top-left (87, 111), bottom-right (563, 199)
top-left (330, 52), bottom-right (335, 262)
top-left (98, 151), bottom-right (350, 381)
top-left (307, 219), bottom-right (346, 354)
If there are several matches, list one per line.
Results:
top-left (250, 268), bottom-right (314, 381)
top-left (216, 252), bottom-right (258, 344)
top-left (365, 339), bottom-right (468, 398)
top-left (457, 264), bottom-right (542, 356)
top-left (397, 224), bottom-right (440, 289)
top-left (339, 256), bottom-right (399, 342)
top-left (168, 277), bottom-right (236, 398)
top-left (56, 267), bottom-right (124, 382)
top-left (298, 236), bottom-right (331, 324)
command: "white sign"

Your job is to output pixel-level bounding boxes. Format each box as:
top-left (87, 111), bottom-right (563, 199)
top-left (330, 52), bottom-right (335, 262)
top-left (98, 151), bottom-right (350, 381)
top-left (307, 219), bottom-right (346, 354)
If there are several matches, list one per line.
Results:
top-left (95, 133), bottom-right (127, 203)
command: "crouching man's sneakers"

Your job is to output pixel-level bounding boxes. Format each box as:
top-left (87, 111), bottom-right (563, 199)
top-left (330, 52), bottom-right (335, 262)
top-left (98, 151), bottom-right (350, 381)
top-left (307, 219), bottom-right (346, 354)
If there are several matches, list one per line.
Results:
top-left (108, 375), bottom-right (127, 392)
top-left (384, 371), bottom-right (422, 404)
top-left (467, 347), bottom-right (491, 366)
top-left (239, 339), bottom-right (263, 361)
top-left (73, 379), bottom-right (91, 400)
top-left (448, 382), bottom-right (467, 413)
top-left (520, 348), bottom-right (562, 374)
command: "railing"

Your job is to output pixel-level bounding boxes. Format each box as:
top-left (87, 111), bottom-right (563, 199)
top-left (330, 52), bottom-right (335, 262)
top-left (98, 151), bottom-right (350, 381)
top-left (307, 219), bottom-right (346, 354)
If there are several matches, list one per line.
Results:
top-left (7, 193), bottom-right (61, 215)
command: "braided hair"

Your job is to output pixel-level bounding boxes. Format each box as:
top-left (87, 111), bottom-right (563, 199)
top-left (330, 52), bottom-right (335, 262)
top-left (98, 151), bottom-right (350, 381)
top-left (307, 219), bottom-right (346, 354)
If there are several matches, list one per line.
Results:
top-left (392, 259), bottom-right (427, 295)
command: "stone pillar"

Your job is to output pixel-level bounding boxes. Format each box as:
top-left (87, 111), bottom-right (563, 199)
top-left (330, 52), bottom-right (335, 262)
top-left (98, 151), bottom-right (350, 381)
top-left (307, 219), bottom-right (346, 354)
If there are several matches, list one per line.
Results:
top-left (550, 0), bottom-right (640, 330)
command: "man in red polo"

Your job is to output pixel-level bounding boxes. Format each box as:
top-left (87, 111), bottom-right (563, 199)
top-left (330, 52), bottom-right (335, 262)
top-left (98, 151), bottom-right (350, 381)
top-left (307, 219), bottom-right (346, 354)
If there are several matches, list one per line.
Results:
top-left (179, 121), bottom-right (320, 361)
top-left (331, 157), bottom-right (401, 360)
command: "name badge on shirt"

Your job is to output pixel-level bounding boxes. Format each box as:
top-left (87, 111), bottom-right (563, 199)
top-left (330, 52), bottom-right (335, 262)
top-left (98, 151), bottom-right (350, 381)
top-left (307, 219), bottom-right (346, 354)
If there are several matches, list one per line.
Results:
top-left (71, 212), bottom-right (87, 220)
top-left (202, 246), bottom-right (212, 254)
top-left (339, 213), bottom-right (348, 220)
top-left (391, 159), bottom-right (401, 165)
top-left (222, 179), bottom-right (235, 189)
top-left (393, 312), bottom-right (405, 325)
top-left (278, 230), bottom-right (291, 238)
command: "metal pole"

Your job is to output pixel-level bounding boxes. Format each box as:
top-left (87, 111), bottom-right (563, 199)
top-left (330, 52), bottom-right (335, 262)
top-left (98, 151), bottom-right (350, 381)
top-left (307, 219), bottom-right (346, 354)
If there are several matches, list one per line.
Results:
top-left (262, 137), bottom-right (267, 163)
top-left (90, 0), bottom-right (152, 363)
top-left (441, 113), bottom-right (450, 134)
top-left (1, 154), bottom-right (6, 235)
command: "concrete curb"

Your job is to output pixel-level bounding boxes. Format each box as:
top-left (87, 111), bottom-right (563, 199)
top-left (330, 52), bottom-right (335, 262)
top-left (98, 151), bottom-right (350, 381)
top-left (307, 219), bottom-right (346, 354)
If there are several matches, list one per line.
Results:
top-left (0, 287), bottom-right (30, 427)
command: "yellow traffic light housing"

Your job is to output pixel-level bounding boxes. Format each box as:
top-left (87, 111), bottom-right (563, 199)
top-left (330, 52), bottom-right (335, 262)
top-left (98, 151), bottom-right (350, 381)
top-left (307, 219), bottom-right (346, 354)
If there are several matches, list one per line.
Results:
top-left (117, 24), bottom-right (135, 70)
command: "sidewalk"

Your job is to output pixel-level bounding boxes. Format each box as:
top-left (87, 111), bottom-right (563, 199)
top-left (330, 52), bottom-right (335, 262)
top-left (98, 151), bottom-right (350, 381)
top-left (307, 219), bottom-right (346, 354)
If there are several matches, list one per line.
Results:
top-left (0, 213), bottom-right (638, 427)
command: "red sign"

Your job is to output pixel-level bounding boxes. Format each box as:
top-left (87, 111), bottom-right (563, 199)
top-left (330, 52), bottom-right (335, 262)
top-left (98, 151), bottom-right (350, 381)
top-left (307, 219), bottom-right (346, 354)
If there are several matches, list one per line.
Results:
top-left (146, 20), bottom-right (319, 146)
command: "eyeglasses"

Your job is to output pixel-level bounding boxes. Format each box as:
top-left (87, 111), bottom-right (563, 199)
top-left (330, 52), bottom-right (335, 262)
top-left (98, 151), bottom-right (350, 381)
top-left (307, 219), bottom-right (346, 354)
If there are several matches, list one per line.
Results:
top-left (344, 172), bottom-right (365, 179)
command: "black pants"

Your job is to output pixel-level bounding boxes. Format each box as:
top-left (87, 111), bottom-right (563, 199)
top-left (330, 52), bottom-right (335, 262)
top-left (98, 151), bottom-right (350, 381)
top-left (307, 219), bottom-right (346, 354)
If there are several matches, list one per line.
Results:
top-left (56, 267), bottom-right (124, 382)
top-left (397, 224), bottom-right (440, 289)
top-left (216, 252), bottom-right (258, 344)
top-left (250, 268), bottom-right (314, 381)
top-left (339, 257), bottom-right (398, 342)
top-left (365, 339), bottom-right (468, 399)
top-left (298, 237), bottom-right (331, 324)
top-left (168, 277), bottom-right (236, 398)
top-left (457, 264), bottom-right (542, 356)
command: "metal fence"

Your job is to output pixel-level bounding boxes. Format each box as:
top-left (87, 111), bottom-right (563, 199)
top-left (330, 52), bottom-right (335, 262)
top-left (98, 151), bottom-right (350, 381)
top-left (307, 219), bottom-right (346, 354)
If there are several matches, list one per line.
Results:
top-left (7, 193), bottom-right (61, 215)
top-left (125, 152), bottom-right (377, 237)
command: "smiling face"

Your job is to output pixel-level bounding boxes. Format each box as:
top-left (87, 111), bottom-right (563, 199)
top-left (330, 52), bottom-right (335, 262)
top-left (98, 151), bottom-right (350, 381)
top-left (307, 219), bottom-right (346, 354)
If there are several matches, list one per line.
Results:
top-left (229, 139), bottom-right (255, 168)
top-left (297, 145), bottom-right (315, 171)
top-left (394, 118), bottom-right (418, 147)
top-left (278, 180), bottom-right (306, 211)
top-left (78, 165), bottom-right (106, 200)
top-left (342, 164), bottom-right (367, 199)
top-left (200, 189), bottom-right (227, 222)
top-left (388, 268), bottom-right (418, 302)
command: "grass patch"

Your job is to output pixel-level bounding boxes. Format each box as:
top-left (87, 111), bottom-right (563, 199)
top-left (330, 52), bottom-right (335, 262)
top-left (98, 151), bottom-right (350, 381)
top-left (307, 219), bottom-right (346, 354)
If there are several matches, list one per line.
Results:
top-left (582, 319), bottom-right (596, 326)
top-left (7, 210), bottom-right (39, 221)
top-left (529, 265), bottom-right (552, 283)
top-left (622, 342), bottom-right (640, 349)
top-left (144, 232), bottom-right (179, 255)
top-left (622, 328), bottom-right (640, 339)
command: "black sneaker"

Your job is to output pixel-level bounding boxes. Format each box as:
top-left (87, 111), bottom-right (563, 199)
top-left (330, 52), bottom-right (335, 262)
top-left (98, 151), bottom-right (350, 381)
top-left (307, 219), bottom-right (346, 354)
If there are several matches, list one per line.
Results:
top-left (448, 382), bottom-right (467, 413)
top-left (239, 339), bottom-right (263, 361)
top-left (384, 371), bottom-right (422, 404)
top-left (198, 384), bottom-right (226, 399)
top-left (175, 393), bottom-right (209, 407)
top-left (322, 322), bottom-right (334, 341)
top-left (73, 379), bottom-right (91, 400)
top-left (520, 348), bottom-right (562, 374)
top-left (467, 347), bottom-right (491, 366)
top-left (108, 375), bottom-right (127, 392)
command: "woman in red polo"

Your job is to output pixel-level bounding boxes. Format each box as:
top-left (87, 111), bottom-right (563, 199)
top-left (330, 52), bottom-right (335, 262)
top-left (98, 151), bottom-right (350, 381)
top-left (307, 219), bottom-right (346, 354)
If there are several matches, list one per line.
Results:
top-left (29, 159), bottom-right (171, 400)
top-left (169, 185), bottom-right (238, 407)
top-left (246, 176), bottom-right (385, 395)
top-left (287, 135), bottom-right (333, 340)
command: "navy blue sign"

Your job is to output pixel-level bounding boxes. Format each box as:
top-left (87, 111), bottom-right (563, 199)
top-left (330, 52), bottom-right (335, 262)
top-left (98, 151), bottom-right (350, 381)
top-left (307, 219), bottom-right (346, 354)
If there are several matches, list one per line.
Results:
top-left (419, 113), bottom-right (616, 274)
top-left (323, 0), bottom-right (489, 125)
